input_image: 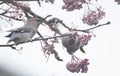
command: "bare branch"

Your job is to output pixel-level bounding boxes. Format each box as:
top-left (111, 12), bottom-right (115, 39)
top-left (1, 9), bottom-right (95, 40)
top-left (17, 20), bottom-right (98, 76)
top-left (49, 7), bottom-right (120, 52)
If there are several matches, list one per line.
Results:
top-left (0, 34), bottom-right (72, 47)
top-left (52, 50), bottom-right (63, 61)
top-left (1, 14), bottom-right (23, 21)
top-left (84, 21), bottom-right (111, 31)
top-left (37, 0), bottom-right (41, 6)
top-left (46, 17), bottom-right (111, 33)
top-left (61, 21), bottom-right (110, 33)
top-left (0, 44), bottom-right (14, 47)
top-left (0, 11), bottom-right (7, 15)
top-left (76, 21), bottom-right (111, 32)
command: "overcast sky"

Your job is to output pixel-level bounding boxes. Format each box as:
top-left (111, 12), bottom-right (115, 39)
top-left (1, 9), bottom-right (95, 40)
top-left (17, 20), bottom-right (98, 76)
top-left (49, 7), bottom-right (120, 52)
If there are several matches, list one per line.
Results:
top-left (0, 0), bottom-right (120, 76)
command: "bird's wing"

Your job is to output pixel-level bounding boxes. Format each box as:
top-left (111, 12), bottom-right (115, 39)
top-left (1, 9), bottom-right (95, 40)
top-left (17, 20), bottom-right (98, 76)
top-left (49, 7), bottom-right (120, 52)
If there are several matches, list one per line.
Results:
top-left (5, 32), bottom-right (13, 37)
top-left (5, 27), bottom-right (31, 37)
top-left (7, 27), bottom-right (31, 33)
top-left (7, 28), bottom-right (19, 32)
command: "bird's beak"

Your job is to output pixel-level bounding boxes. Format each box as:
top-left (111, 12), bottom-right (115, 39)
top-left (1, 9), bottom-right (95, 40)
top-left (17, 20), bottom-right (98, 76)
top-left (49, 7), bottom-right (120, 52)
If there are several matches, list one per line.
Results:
top-left (80, 47), bottom-right (86, 54)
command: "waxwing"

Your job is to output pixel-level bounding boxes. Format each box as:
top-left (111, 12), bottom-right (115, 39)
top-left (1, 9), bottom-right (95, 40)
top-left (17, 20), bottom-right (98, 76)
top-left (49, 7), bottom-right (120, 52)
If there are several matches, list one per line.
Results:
top-left (5, 18), bottom-right (41, 44)
top-left (62, 32), bottom-right (85, 54)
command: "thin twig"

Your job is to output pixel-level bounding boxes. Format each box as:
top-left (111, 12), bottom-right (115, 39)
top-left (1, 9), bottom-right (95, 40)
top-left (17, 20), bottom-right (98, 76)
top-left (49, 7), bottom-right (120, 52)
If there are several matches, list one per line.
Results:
top-left (79, 21), bottom-right (111, 32)
top-left (37, 0), bottom-right (41, 6)
top-left (60, 21), bottom-right (110, 33)
top-left (1, 14), bottom-right (23, 21)
top-left (0, 34), bottom-right (71, 47)
top-left (52, 50), bottom-right (63, 61)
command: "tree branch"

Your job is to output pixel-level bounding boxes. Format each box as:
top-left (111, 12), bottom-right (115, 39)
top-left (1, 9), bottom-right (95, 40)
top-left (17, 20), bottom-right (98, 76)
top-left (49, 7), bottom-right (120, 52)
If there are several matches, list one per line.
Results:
top-left (76, 21), bottom-right (111, 32)
top-left (0, 34), bottom-right (72, 47)
top-left (46, 17), bottom-right (111, 33)
top-left (1, 0), bottom-right (111, 34)
top-left (1, 14), bottom-right (23, 21)
top-left (52, 50), bottom-right (63, 61)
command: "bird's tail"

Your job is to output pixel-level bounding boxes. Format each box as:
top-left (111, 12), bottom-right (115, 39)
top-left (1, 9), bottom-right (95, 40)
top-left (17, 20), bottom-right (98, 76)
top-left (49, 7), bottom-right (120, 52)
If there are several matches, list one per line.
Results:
top-left (80, 47), bottom-right (86, 54)
top-left (7, 40), bottom-right (12, 44)
top-left (5, 32), bottom-right (13, 38)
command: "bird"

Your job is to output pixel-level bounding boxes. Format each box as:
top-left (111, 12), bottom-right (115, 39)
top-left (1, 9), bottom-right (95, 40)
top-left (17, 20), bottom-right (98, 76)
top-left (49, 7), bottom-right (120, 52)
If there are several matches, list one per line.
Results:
top-left (62, 32), bottom-right (85, 54)
top-left (5, 18), bottom-right (41, 45)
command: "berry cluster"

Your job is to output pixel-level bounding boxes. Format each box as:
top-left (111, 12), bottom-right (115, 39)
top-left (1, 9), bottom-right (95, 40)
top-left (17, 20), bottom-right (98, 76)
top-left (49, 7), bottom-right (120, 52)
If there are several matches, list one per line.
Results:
top-left (79, 34), bottom-right (92, 47)
top-left (66, 55), bottom-right (89, 73)
top-left (82, 7), bottom-right (105, 26)
top-left (62, 0), bottom-right (88, 11)
top-left (41, 41), bottom-right (54, 56)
